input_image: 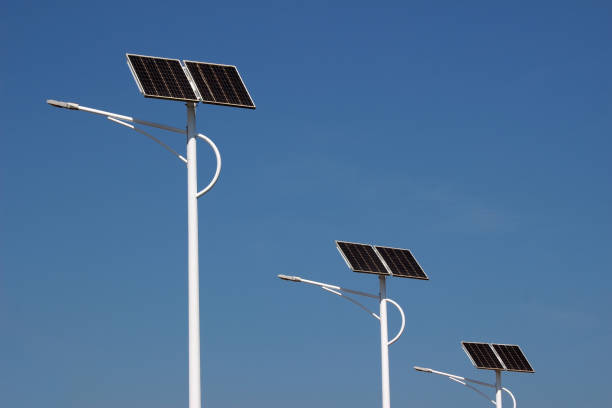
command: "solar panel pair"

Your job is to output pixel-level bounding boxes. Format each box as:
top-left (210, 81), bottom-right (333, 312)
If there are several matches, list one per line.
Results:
top-left (462, 342), bottom-right (534, 373)
top-left (336, 241), bottom-right (428, 280)
top-left (126, 54), bottom-right (255, 109)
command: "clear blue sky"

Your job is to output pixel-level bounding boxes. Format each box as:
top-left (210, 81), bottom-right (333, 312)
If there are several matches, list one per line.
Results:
top-left (1, 1), bottom-right (610, 407)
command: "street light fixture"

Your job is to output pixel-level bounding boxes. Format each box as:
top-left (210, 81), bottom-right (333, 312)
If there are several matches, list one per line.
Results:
top-left (279, 241), bottom-right (429, 408)
top-left (413, 366), bottom-right (517, 408)
top-left (48, 53), bottom-right (255, 408)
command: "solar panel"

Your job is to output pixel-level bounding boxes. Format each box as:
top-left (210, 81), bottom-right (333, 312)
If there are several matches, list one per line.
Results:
top-left (127, 54), bottom-right (198, 102)
top-left (184, 60), bottom-right (255, 109)
top-left (374, 246), bottom-right (428, 280)
top-left (462, 342), bottom-right (505, 370)
top-left (492, 344), bottom-right (534, 373)
top-left (336, 241), bottom-right (389, 276)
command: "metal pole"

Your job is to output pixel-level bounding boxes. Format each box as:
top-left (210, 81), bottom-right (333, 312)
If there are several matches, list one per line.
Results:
top-left (379, 275), bottom-right (391, 408)
top-left (495, 370), bottom-right (502, 408)
top-left (186, 102), bottom-right (202, 408)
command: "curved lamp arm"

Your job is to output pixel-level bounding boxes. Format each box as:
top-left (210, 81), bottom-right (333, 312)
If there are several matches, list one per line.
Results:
top-left (47, 100), bottom-right (222, 198)
top-left (278, 275), bottom-right (378, 299)
top-left (279, 274), bottom-right (379, 315)
top-left (195, 133), bottom-right (221, 198)
top-left (104, 123), bottom-right (222, 198)
top-left (414, 366), bottom-right (517, 408)
top-left (448, 377), bottom-right (495, 404)
top-left (278, 274), bottom-right (405, 346)
top-left (383, 298), bottom-right (405, 346)
top-left (107, 117), bottom-right (187, 163)
top-left (503, 387), bottom-right (517, 408)
top-left (321, 286), bottom-right (379, 319)
top-left (48, 100), bottom-right (186, 134)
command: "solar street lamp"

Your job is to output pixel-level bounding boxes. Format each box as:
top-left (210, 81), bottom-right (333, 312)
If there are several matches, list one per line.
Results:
top-left (414, 342), bottom-right (534, 408)
top-left (48, 53), bottom-right (255, 408)
top-left (279, 241), bottom-right (429, 408)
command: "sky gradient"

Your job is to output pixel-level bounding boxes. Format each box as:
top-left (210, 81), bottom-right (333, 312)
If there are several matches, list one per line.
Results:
top-left (2, 1), bottom-right (611, 408)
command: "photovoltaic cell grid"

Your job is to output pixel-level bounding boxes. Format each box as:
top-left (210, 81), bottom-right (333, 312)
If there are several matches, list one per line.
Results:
top-left (336, 241), bottom-right (427, 280)
top-left (462, 342), bottom-right (505, 370)
top-left (375, 246), bottom-right (428, 280)
top-left (127, 54), bottom-right (198, 102)
top-left (492, 344), bottom-right (534, 373)
top-left (462, 342), bottom-right (534, 373)
top-left (184, 61), bottom-right (255, 109)
top-left (336, 241), bottom-right (388, 276)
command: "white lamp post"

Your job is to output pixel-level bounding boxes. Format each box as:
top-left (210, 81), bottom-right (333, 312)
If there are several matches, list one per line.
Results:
top-left (47, 99), bottom-right (221, 408)
top-left (279, 241), bottom-right (428, 408)
top-left (48, 53), bottom-right (255, 408)
top-left (278, 274), bottom-right (406, 408)
top-left (415, 341), bottom-right (533, 408)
